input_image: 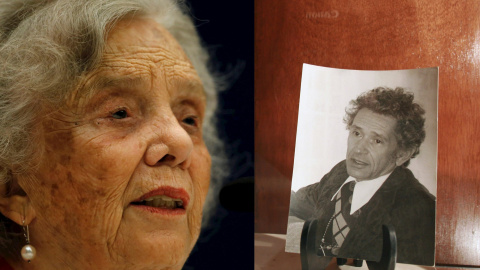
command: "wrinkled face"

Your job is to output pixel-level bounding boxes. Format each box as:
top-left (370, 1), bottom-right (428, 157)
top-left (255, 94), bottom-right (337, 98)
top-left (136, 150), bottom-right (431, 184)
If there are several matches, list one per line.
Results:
top-left (20, 18), bottom-right (211, 269)
top-left (346, 108), bottom-right (399, 181)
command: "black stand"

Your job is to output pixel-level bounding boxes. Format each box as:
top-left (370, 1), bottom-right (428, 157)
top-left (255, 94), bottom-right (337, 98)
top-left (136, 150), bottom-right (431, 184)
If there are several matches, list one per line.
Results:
top-left (366, 225), bottom-right (397, 270)
top-left (300, 220), bottom-right (397, 270)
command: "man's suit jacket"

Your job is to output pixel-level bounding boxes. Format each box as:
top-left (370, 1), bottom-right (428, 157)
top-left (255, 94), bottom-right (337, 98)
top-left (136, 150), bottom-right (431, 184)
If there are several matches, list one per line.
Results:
top-left (289, 160), bottom-right (435, 265)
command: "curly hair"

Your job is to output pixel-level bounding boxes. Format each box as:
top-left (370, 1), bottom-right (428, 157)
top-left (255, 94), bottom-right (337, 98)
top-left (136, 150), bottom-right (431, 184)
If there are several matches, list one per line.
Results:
top-left (344, 87), bottom-right (426, 166)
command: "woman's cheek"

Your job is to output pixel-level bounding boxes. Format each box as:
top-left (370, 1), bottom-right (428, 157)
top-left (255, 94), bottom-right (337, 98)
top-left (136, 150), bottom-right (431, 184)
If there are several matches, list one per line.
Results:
top-left (192, 145), bottom-right (211, 193)
top-left (77, 130), bottom-right (141, 178)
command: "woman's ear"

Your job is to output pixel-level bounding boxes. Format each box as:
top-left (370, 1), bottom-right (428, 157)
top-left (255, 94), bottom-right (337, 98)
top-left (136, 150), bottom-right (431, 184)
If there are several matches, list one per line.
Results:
top-left (395, 147), bottom-right (416, 166)
top-left (0, 183), bottom-right (36, 226)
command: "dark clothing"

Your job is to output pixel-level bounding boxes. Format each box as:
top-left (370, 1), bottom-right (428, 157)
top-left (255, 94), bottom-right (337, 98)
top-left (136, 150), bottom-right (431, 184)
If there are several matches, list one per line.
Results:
top-left (289, 160), bottom-right (435, 265)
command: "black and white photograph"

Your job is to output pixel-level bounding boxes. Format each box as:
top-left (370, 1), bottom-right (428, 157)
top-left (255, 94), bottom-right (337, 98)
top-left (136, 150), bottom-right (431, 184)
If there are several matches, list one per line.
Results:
top-left (286, 64), bottom-right (438, 266)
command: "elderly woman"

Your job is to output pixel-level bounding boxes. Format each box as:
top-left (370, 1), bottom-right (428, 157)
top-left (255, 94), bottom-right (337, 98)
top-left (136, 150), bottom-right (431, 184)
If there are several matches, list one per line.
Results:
top-left (0, 0), bottom-right (225, 269)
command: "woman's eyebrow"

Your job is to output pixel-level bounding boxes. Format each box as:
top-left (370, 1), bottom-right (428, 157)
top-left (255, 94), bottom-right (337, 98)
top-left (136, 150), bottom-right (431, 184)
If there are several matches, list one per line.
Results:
top-left (72, 76), bottom-right (147, 111)
top-left (91, 76), bottom-right (146, 92)
top-left (76, 76), bottom-right (147, 102)
top-left (178, 80), bottom-right (206, 98)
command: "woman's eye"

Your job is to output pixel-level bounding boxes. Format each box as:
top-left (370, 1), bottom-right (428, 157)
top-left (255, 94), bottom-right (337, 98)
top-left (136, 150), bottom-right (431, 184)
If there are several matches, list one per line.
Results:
top-left (375, 139), bottom-right (382, 144)
top-left (182, 116), bottom-right (198, 126)
top-left (353, 131), bottom-right (360, 136)
top-left (112, 109), bottom-right (128, 119)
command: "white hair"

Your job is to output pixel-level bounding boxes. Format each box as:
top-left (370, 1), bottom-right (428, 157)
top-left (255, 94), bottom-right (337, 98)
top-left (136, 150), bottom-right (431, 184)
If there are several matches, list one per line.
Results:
top-left (0, 0), bottom-right (227, 257)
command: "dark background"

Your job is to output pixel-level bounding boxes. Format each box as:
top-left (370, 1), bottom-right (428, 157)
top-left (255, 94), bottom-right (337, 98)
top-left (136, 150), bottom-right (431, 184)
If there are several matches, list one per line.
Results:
top-left (183, 1), bottom-right (254, 269)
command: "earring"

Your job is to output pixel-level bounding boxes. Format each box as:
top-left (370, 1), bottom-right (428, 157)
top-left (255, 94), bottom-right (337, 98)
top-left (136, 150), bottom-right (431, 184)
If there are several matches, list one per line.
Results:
top-left (21, 214), bottom-right (36, 262)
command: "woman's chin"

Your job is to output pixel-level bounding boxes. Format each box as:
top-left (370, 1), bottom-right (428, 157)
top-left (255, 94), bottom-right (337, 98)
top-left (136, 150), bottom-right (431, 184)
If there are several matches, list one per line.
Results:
top-left (111, 207), bottom-right (198, 268)
top-left (114, 231), bottom-right (192, 269)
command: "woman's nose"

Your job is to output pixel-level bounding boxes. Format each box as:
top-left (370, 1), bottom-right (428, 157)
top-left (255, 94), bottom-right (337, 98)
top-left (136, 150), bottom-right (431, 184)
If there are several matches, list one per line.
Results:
top-left (144, 113), bottom-right (193, 169)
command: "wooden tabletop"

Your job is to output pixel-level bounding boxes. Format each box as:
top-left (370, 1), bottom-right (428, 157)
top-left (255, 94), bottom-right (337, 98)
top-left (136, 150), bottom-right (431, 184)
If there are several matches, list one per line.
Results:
top-left (255, 233), bottom-right (478, 270)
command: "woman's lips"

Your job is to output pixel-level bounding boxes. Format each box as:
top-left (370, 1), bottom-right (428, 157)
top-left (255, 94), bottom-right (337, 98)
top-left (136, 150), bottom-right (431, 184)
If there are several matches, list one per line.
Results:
top-left (130, 186), bottom-right (190, 215)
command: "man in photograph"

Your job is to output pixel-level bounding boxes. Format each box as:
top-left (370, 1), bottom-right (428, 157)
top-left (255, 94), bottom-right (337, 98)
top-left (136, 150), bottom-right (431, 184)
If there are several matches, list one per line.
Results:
top-left (288, 87), bottom-right (435, 265)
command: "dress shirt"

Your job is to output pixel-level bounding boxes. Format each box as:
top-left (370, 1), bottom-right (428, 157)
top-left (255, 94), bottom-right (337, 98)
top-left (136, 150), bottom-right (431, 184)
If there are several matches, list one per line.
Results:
top-left (331, 172), bottom-right (392, 215)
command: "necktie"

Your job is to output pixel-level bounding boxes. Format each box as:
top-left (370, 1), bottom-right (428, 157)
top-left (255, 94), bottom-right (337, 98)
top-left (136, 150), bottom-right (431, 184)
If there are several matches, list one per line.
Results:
top-left (331, 181), bottom-right (356, 255)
